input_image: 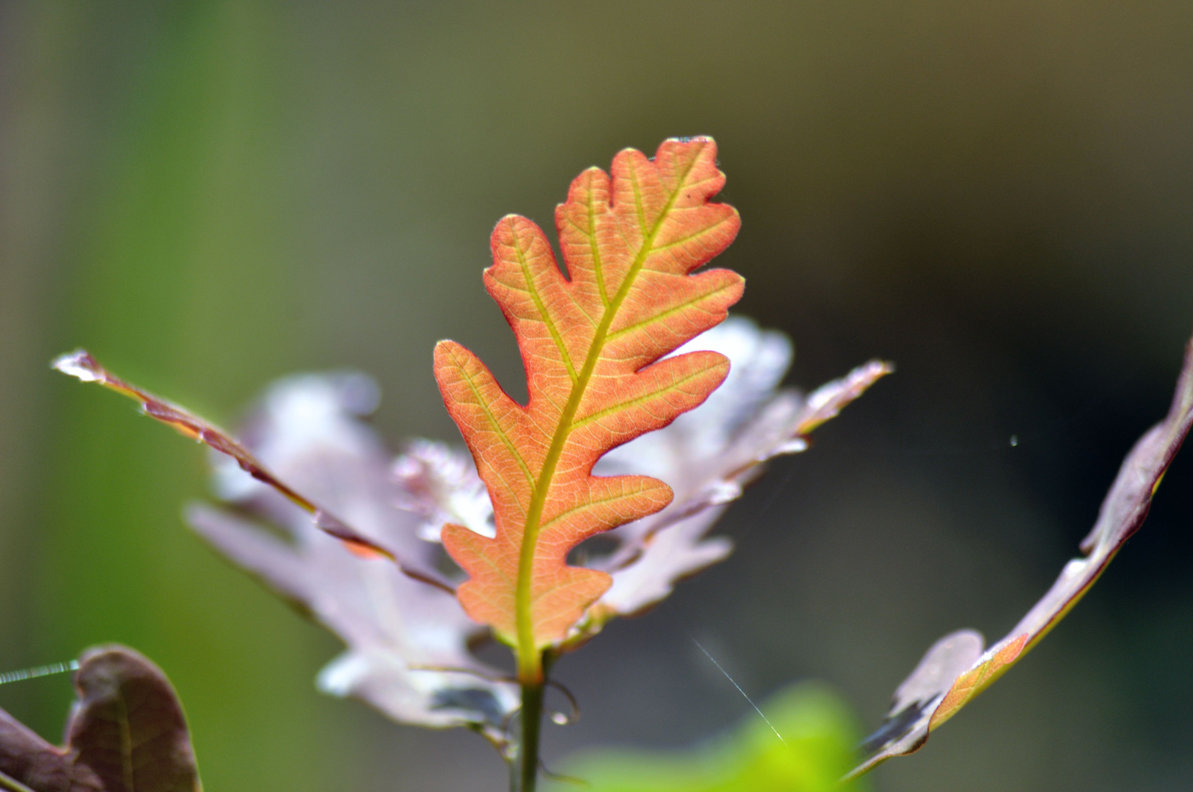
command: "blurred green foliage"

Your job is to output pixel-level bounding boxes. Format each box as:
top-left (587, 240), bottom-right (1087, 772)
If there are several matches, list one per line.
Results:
top-left (2, 2), bottom-right (1191, 790)
top-left (554, 683), bottom-right (868, 792)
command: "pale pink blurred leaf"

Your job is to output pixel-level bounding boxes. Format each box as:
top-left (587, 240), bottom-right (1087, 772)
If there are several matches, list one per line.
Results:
top-left (185, 373), bottom-right (517, 742)
top-left (585, 317), bottom-right (891, 627)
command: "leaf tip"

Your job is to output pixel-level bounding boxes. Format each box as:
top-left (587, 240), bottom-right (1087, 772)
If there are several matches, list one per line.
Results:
top-left (659, 134), bottom-right (718, 154)
top-left (51, 348), bottom-right (103, 382)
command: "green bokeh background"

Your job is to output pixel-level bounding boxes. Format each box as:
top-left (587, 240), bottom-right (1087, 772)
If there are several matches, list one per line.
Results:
top-left (3, 2), bottom-right (1192, 789)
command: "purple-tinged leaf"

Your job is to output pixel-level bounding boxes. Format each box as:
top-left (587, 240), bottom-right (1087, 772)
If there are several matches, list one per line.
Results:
top-left (849, 330), bottom-right (1193, 778)
top-left (184, 373), bottom-right (517, 741)
top-left (52, 350), bottom-right (394, 563)
top-left (0, 646), bottom-right (200, 792)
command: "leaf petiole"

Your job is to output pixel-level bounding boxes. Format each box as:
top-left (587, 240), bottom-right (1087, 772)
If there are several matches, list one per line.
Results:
top-left (515, 655), bottom-right (549, 792)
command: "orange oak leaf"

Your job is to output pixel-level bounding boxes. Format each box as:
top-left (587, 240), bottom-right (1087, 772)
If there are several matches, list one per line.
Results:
top-left (434, 138), bottom-right (744, 676)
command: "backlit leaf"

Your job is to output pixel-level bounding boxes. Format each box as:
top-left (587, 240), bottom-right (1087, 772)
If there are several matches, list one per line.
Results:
top-left (434, 138), bottom-right (744, 675)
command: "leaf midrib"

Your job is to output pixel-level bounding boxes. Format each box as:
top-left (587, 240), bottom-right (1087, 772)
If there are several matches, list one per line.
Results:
top-left (513, 147), bottom-right (702, 677)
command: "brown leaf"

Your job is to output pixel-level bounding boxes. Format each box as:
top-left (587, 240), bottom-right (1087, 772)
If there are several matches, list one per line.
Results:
top-left (0, 646), bottom-right (201, 792)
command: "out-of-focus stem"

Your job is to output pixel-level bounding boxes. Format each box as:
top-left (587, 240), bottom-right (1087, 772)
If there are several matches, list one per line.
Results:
top-left (515, 675), bottom-right (545, 792)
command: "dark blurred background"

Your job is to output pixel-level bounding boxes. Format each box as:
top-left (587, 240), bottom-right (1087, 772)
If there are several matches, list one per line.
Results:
top-left (2, 2), bottom-right (1191, 790)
